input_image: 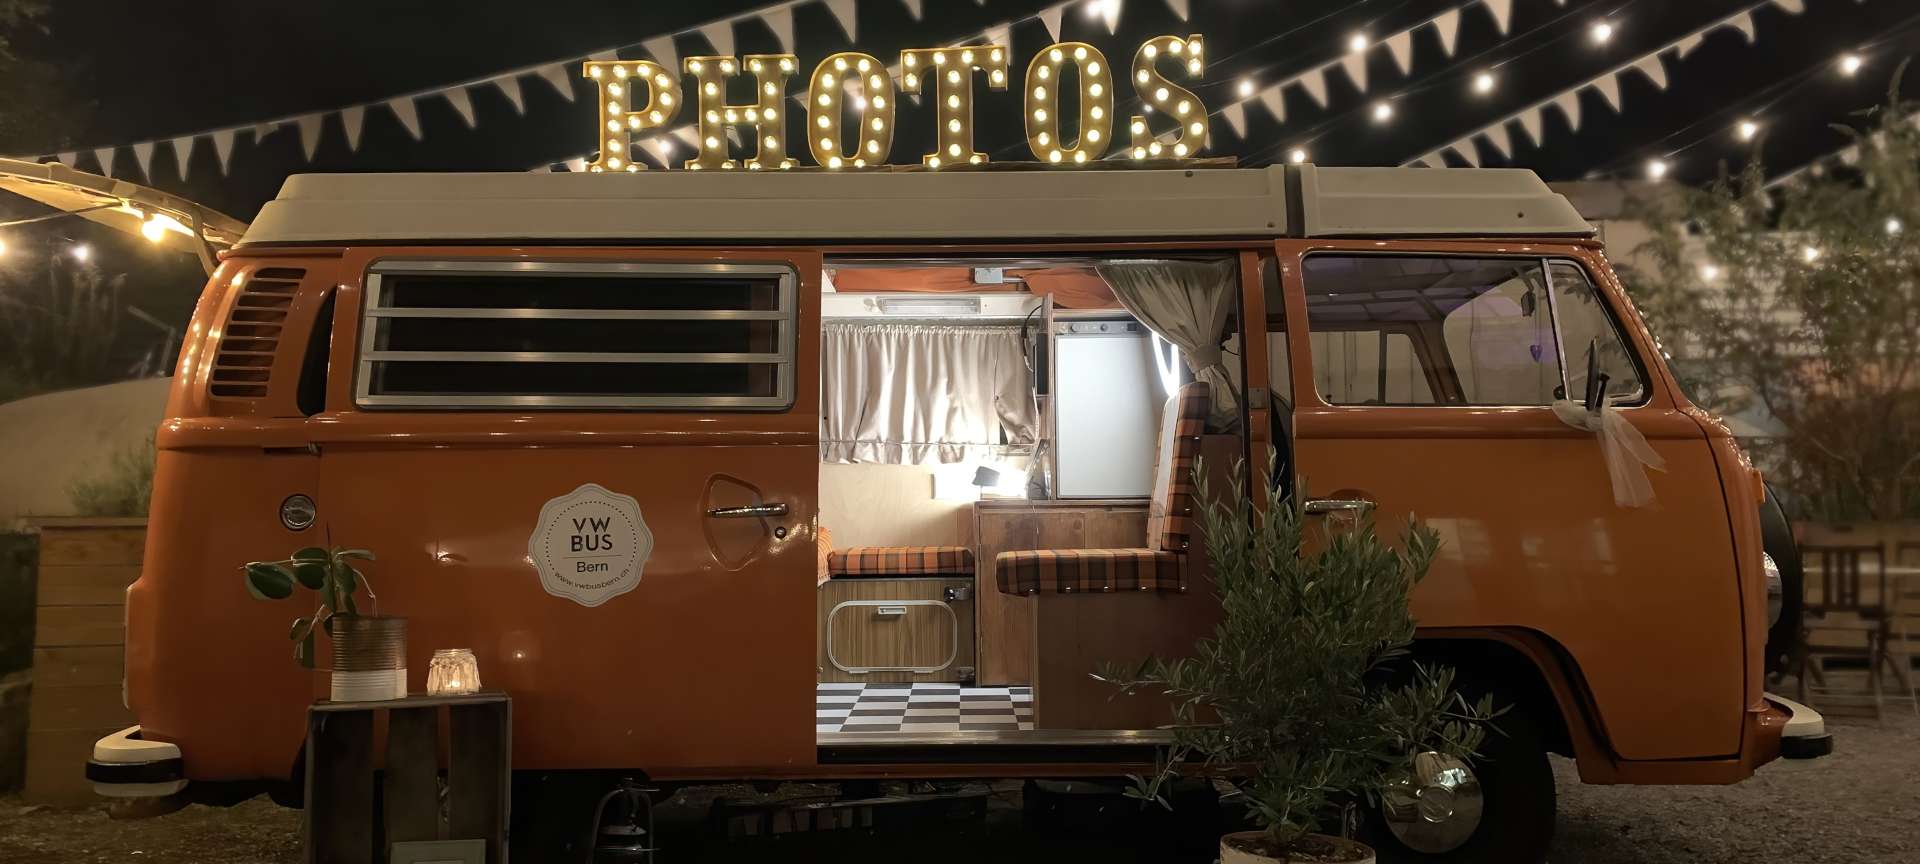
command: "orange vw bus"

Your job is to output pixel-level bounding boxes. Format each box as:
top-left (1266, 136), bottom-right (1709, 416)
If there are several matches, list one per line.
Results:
top-left (89, 165), bottom-right (1827, 862)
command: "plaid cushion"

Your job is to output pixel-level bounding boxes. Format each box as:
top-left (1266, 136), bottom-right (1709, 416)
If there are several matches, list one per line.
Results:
top-left (994, 549), bottom-right (1186, 595)
top-left (1148, 382), bottom-right (1209, 553)
top-left (828, 545), bottom-right (976, 577)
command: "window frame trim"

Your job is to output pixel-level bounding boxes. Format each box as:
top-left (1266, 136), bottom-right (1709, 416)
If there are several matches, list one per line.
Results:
top-left (1296, 250), bottom-right (1650, 410)
top-left (353, 258), bottom-right (799, 411)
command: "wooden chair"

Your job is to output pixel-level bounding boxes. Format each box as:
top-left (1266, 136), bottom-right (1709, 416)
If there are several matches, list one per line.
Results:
top-left (1798, 543), bottom-right (1916, 717)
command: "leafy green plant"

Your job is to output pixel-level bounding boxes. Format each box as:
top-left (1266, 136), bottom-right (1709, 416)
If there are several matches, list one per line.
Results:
top-left (1628, 68), bottom-right (1920, 520)
top-left (243, 546), bottom-right (376, 668)
top-left (1101, 463), bottom-right (1495, 855)
top-left (66, 432), bottom-right (155, 517)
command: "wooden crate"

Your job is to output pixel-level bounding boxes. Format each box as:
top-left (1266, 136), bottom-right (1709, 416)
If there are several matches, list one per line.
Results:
top-left (306, 693), bottom-right (511, 864)
top-left (22, 518), bottom-right (145, 805)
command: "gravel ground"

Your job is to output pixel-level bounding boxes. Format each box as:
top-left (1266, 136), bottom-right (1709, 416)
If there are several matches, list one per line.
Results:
top-left (3, 712), bottom-right (1914, 863)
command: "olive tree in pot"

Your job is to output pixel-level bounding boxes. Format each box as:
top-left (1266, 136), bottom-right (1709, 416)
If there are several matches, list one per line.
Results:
top-left (244, 546), bottom-right (408, 702)
top-left (1103, 466), bottom-right (1496, 864)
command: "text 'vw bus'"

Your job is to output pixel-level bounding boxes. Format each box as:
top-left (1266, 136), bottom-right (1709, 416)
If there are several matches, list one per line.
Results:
top-left (90, 165), bottom-right (1829, 862)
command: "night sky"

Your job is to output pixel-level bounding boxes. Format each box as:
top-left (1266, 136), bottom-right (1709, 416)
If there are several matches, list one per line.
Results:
top-left (14, 0), bottom-right (1920, 220)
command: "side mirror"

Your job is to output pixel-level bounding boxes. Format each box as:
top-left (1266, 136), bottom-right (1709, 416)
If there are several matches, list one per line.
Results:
top-left (1582, 337), bottom-right (1610, 412)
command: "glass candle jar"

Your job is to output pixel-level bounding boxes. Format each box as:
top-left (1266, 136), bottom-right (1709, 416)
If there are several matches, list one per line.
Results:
top-left (426, 648), bottom-right (481, 696)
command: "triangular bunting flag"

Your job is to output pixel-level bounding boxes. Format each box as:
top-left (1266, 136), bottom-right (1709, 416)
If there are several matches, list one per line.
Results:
top-left (1675, 33), bottom-right (1705, 58)
top-left (389, 96), bottom-right (423, 140)
top-left (646, 137), bottom-right (677, 165)
top-left (565, 157), bottom-right (588, 173)
top-left (642, 36), bottom-right (677, 77)
top-left (1039, 5), bottom-right (1063, 41)
top-left (494, 73), bottom-right (526, 115)
top-left (1164, 0), bottom-right (1190, 20)
top-left (210, 129), bottom-right (237, 174)
top-left (535, 64), bottom-right (575, 101)
top-left (1482, 0), bottom-right (1513, 35)
top-left (446, 87), bottom-right (478, 128)
top-left (1419, 151), bottom-right (1445, 168)
top-left (1339, 52), bottom-right (1367, 93)
top-left (1771, 0), bottom-right (1804, 14)
top-left (169, 136), bottom-right (195, 179)
top-left (587, 50), bottom-right (616, 63)
top-left (1434, 9), bottom-right (1462, 57)
top-left (826, 0), bottom-right (857, 41)
top-left (1592, 74), bottom-right (1622, 112)
top-left (132, 141), bottom-right (155, 178)
top-left (55, 151), bottom-right (74, 167)
top-left (1384, 31), bottom-right (1414, 76)
top-left (1220, 102), bottom-right (1246, 138)
top-left (1632, 56), bottom-right (1668, 90)
top-left (1518, 106), bottom-right (1544, 144)
top-left (1552, 91), bottom-right (1581, 131)
top-left (251, 121), bottom-right (278, 140)
top-left (763, 6), bottom-right (795, 52)
top-left (1482, 124), bottom-right (1511, 159)
top-left (1839, 145), bottom-right (1860, 166)
top-left (701, 21), bottom-right (735, 58)
top-left (1256, 86), bottom-right (1285, 123)
top-left (296, 114), bottom-right (324, 161)
top-left (901, 0), bottom-right (924, 20)
top-left (670, 126), bottom-right (699, 148)
top-left (1296, 69), bottom-right (1328, 107)
top-left (342, 105), bottom-right (367, 151)
top-left (94, 146), bottom-right (115, 177)
top-left (1450, 141), bottom-right (1479, 167)
top-left (1724, 11), bottom-right (1756, 43)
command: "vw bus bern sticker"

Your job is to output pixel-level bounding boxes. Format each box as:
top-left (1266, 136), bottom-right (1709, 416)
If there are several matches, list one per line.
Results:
top-left (528, 483), bottom-right (653, 607)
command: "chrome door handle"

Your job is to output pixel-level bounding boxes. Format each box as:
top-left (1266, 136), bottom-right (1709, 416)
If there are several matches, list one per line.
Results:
top-left (1304, 498), bottom-right (1374, 515)
top-left (706, 503), bottom-right (788, 518)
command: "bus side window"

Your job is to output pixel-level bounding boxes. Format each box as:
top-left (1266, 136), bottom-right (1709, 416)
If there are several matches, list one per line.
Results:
top-left (296, 291), bottom-right (335, 417)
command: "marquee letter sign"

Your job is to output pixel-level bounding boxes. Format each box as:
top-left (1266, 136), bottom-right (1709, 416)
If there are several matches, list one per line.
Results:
top-left (900, 45), bottom-right (1007, 167)
top-left (584, 60), bottom-right (680, 172)
top-left (685, 54), bottom-right (796, 170)
top-left (583, 34), bottom-right (1213, 170)
top-left (807, 52), bottom-right (895, 169)
top-left (1025, 42), bottom-right (1112, 165)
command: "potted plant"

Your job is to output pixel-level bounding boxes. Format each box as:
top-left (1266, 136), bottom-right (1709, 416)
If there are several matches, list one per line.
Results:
top-left (1103, 466), bottom-right (1496, 864)
top-left (244, 546), bottom-right (408, 701)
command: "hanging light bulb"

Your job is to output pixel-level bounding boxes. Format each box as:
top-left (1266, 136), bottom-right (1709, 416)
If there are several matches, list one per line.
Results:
top-left (1886, 217), bottom-right (1904, 235)
top-left (1699, 263), bottom-right (1721, 282)
top-left (1646, 158), bottom-right (1669, 180)
top-left (1473, 72), bottom-right (1495, 94)
top-left (1839, 53), bottom-right (1864, 76)
top-left (1347, 33), bottom-right (1369, 53)
top-left (1591, 21), bottom-right (1615, 44)
top-left (1238, 78), bottom-right (1255, 98)
top-left (1801, 245), bottom-right (1821, 263)
top-left (1288, 148), bottom-right (1308, 164)
top-left (1736, 120), bottom-right (1760, 141)
top-left (1371, 101), bottom-right (1393, 123)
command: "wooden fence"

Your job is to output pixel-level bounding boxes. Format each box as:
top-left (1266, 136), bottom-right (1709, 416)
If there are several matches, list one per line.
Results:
top-left (23, 518), bottom-right (144, 805)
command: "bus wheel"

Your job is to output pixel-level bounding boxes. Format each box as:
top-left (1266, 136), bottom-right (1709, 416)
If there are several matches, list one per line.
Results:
top-left (1363, 703), bottom-right (1555, 864)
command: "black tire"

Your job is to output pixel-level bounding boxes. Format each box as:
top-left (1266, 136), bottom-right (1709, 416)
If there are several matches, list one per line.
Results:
top-left (1362, 699), bottom-right (1556, 864)
top-left (1758, 483), bottom-right (1803, 677)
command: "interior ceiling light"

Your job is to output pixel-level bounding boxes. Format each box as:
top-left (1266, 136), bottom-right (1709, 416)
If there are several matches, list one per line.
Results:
top-left (1591, 21), bottom-right (1615, 44)
top-left (875, 296), bottom-right (983, 316)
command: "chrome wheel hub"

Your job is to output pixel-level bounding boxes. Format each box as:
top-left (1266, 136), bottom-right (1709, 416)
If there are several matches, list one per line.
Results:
top-left (1382, 752), bottom-right (1484, 853)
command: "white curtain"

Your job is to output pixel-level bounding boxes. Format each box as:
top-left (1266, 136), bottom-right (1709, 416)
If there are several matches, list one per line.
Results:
top-left (821, 323), bottom-right (1036, 465)
top-left (1098, 259), bottom-right (1241, 430)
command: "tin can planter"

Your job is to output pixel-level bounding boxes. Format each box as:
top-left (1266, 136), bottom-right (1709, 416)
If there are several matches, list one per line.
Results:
top-left (329, 616), bottom-right (407, 702)
top-left (1220, 831), bottom-right (1375, 864)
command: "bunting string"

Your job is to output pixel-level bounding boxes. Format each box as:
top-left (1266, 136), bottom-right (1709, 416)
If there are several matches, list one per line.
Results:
top-left (1403, 0), bottom-right (1807, 169)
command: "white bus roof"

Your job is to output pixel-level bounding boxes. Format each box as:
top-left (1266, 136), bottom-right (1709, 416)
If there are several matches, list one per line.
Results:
top-left (240, 165), bottom-right (1592, 246)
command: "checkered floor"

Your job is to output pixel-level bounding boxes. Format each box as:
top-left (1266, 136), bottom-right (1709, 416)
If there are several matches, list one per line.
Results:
top-left (816, 683), bottom-right (1034, 733)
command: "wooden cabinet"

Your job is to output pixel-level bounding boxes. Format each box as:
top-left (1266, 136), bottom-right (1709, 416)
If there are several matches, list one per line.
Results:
top-left (972, 501), bottom-right (1149, 686)
top-left (816, 577), bottom-right (975, 683)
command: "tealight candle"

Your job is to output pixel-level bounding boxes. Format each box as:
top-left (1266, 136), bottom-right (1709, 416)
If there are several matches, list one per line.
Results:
top-left (427, 648), bottom-right (481, 696)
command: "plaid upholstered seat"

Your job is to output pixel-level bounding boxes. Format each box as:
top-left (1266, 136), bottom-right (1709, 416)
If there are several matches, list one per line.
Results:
top-left (828, 545), bottom-right (976, 578)
top-left (995, 381), bottom-right (1208, 595)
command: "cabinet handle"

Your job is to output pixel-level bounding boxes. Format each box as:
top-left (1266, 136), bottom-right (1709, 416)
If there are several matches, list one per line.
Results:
top-left (707, 503), bottom-right (787, 518)
top-left (874, 606), bottom-right (907, 617)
